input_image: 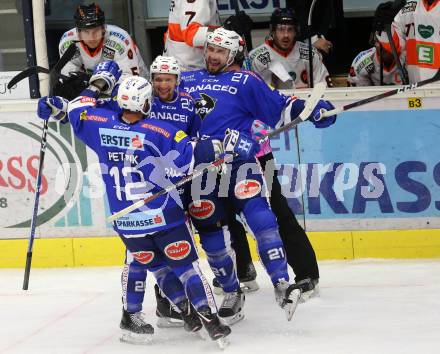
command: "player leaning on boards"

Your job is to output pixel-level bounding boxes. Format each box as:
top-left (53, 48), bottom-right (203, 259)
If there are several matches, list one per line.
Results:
top-left (249, 8), bottom-right (331, 90)
top-left (35, 60), bottom-right (257, 348)
top-left (375, 0), bottom-right (440, 83)
top-left (348, 38), bottom-right (403, 86)
top-left (55, 3), bottom-right (148, 99)
top-left (181, 28), bottom-right (337, 324)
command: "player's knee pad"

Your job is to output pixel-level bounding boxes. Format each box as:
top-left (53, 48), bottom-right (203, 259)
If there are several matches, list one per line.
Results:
top-left (241, 197), bottom-right (278, 235)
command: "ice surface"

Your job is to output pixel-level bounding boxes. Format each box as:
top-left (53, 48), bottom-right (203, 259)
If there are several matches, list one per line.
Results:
top-left (1, 259), bottom-right (439, 354)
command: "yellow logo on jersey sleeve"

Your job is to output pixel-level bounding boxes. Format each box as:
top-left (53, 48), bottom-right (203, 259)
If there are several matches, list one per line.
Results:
top-left (174, 130), bottom-right (187, 142)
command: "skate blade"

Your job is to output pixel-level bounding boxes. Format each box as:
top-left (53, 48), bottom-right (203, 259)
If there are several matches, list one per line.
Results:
top-left (240, 280), bottom-right (259, 293)
top-left (156, 316), bottom-right (184, 328)
top-left (299, 284), bottom-right (320, 303)
top-left (285, 289), bottom-right (301, 321)
top-left (120, 330), bottom-right (153, 345)
top-left (216, 337), bottom-right (230, 350)
top-left (219, 312), bottom-right (244, 326)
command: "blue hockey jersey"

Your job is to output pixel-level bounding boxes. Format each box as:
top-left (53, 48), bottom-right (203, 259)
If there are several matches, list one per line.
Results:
top-left (181, 69), bottom-right (293, 139)
top-left (149, 90), bottom-right (201, 138)
top-left (67, 94), bottom-right (193, 235)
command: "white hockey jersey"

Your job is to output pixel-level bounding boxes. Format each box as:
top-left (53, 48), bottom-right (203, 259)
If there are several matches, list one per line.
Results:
top-left (59, 24), bottom-right (148, 80)
top-left (164, 0), bottom-right (220, 71)
top-left (348, 47), bottom-right (402, 86)
top-left (377, 0), bottom-right (440, 83)
top-left (249, 40), bottom-right (331, 89)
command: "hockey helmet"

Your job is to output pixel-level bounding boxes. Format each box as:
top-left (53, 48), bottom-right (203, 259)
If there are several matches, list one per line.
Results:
top-left (150, 56), bottom-right (181, 84)
top-left (270, 8), bottom-right (298, 32)
top-left (205, 28), bottom-right (245, 67)
top-left (74, 3), bottom-right (105, 29)
top-left (117, 76), bottom-right (153, 116)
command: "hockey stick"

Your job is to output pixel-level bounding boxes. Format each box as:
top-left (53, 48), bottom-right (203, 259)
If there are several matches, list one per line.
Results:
top-left (385, 25), bottom-right (409, 85)
top-left (384, 0), bottom-right (409, 85)
top-left (7, 40), bottom-right (79, 90)
top-left (22, 42), bottom-right (78, 291)
top-left (320, 69), bottom-right (440, 119)
top-left (107, 82), bottom-right (326, 222)
top-left (7, 66), bottom-right (50, 89)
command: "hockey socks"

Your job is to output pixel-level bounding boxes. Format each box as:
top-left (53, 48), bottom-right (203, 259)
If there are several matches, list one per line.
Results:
top-left (121, 262), bottom-right (147, 313)
top-left (255, 228), bottom-right (289, 285)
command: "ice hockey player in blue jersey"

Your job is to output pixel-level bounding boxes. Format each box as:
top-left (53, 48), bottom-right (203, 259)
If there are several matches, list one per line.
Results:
top-left (36, 60), bottom-right (258, 347)
top-left (180, 28), bottom-right (337, 324)
top-left (150, 55), bottom-right (201, 138)
top-left (123, 55), bottom-right (203, 328)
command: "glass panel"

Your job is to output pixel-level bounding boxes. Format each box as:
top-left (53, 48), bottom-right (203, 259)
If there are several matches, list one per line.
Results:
top-left (0, 0), bottom-right (27, 71)
top-left (45, 0), bottom-right (128, 29)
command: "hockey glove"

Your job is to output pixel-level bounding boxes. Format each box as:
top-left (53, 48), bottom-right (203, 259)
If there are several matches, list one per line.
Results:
top-left (223, 129), bottom-right (258, 160)
top-left (308, 99), bottom-right (337, 129)
top-left (193, 138), bottom-right (225, 173)
top-left (251, 120), bottom-right (272, 142)
top-left (251, 120), bottom-right (273, 157)
top-left (89, 60), bottom-right (122, 94)
top-left (37, 96), bottom-right (69, 122)
top-left (52, 71), bottom-right (91, 100)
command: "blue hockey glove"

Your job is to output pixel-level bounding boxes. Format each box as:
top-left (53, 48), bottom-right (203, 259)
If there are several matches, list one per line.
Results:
top-left (251, 119), bottom-right (272, 142)
top-left (223, 129), bottom-right (258, 160)
top-left (37, 96), bottom-right (69, 122)
top-left (89, 60), bottom-right (122, 94)
top-left (309, 99), bottom-right (337, 128)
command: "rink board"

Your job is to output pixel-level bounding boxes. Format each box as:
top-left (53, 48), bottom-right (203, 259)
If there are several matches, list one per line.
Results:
top-left (1, 85), bottom-right (440, 266)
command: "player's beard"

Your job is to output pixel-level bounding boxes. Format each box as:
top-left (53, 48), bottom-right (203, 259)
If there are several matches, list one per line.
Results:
top-left (206, 59), bottom-right (227, 74)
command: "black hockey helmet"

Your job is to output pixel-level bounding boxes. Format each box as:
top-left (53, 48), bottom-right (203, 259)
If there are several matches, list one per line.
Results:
top-left (270, 8), bottom-right (298, 32)
top-left (74, 3), bottom-right (105, 29)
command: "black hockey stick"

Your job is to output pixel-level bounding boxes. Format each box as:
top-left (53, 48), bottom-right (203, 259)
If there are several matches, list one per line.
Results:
top-left (8, 40), bottom-right (79, 90)
top-left (384, 0), bottom-right (408, 85)
top-left (107, 83), bottom-right (326, 222)
top-left (7, 66), bottom-right (50, 89)
top-left (320, 69), bottom-right (440, 119)
top-left (385, 25), bottom-right (409, 85)
top-left (22, 42), bottom-right (78, 291)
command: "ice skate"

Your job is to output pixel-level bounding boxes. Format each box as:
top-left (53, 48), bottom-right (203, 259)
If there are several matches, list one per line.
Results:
top-left (178, 299), bottom-right (203, 333)
top-left (218, 289), bottom-right (245, 325)
top-left (238, 262), bottom-right (259, 293)
top-left (154, 284), bottom-right (184, 328)
top-left (295, 278), bottom-right (320, 303)
top-left (198, 307), bottom-right (231, 349)
top-left (119, 308), bottom-right (154, 344)
top-left (274, 280), bottom-right (301, 321)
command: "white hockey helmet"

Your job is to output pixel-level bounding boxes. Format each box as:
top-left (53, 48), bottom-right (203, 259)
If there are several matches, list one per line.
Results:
top-left (117, 76), bottom-right (153, 115)
top-left (150, 55), bottom-right (181, 84)
top-left (205, 28), bottom-right (244, 67)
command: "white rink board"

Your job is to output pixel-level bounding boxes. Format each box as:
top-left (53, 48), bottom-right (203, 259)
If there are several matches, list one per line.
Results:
top-left (1, 85), bottom-right (440, 239)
